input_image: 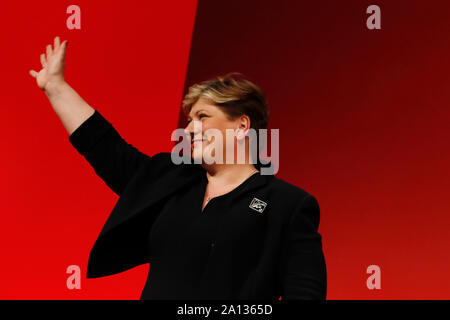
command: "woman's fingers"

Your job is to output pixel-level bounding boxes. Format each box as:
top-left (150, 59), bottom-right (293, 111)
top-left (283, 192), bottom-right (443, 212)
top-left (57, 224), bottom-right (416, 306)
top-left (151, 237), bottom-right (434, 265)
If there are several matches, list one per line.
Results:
top-left (31, 37), bottom-right (67, 82)
top-left (54, 36), bottom-right (60, 51)
top-left (60, 40), bottom-right (68, 59)
top-left (40, 53), bottom-right (47, 68)
top-left (46, 44), bottom-right (53, 60)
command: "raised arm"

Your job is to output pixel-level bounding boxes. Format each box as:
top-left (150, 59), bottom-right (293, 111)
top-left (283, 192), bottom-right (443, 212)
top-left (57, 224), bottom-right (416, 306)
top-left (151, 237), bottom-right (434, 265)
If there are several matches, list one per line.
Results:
top-left (29, 36), bottom-right (152, 195)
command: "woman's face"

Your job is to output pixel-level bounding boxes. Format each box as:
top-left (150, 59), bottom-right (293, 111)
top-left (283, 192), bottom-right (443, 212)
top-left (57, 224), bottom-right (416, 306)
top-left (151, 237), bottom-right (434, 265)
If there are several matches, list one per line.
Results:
top-left (185, 98), bottom-right (249, 164)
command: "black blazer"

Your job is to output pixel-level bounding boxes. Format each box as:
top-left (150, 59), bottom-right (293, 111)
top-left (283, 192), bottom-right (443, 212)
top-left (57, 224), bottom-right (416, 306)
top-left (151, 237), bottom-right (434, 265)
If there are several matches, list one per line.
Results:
top-left (68, 110), bottom-right (327, 299)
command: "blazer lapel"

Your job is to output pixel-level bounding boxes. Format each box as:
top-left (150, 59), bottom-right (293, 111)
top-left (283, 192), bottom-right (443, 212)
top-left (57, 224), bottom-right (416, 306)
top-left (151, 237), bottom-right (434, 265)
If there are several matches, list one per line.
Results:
top-left (97, 161), bottom-right (205, 239)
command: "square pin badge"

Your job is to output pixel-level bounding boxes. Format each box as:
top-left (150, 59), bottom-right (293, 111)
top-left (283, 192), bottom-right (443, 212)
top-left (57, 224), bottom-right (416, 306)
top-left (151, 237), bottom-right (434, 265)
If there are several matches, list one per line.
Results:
top-left (249, 198), bottom-right (267, 213)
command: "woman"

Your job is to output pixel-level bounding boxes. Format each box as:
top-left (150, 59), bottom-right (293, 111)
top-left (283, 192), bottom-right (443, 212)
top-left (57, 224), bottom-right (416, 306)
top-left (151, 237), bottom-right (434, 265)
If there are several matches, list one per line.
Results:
top-left (29, 36), bottom-right (327, 300)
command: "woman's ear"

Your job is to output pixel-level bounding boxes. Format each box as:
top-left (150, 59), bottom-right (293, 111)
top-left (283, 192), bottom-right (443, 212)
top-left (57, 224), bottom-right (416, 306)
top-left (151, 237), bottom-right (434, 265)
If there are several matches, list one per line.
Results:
top-left (236, 118), bottom-right (251, 143)
top-left (237, 115), bottom-right (251, 135)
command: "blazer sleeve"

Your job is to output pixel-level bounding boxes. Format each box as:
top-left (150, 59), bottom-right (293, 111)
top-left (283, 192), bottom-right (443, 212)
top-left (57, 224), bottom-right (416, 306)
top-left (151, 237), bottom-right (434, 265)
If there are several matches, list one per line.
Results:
top-left (68, 110), bottom-right (152, 196)
top-left (282, 194), bottom-right (327, 300)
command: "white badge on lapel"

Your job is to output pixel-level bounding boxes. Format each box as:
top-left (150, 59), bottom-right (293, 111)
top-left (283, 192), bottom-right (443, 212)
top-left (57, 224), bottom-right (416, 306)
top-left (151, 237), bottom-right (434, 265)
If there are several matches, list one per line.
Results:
top-left (249, 197), bottom-right (267, 213)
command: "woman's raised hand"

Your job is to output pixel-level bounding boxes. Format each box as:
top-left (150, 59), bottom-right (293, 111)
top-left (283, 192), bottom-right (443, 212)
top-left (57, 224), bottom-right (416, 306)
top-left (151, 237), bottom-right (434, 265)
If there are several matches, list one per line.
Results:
top-left (29, 36), bottom-right (68, 91)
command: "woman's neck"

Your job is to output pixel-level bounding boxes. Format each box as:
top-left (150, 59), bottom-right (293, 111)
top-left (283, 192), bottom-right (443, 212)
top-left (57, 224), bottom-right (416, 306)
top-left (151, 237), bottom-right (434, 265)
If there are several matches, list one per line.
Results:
top-left (203, 163), bottom-right (259, 187)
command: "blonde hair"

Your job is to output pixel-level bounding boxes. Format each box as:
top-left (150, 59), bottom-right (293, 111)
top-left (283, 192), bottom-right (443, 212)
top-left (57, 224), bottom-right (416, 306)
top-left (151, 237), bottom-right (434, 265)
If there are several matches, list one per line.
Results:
top-left (182, 72), bottom-right (269, 131)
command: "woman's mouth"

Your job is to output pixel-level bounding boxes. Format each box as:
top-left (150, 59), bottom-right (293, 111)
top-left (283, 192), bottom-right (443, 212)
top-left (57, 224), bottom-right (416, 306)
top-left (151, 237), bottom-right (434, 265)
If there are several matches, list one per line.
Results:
top-left (192, 138), bottom-right (205, 147)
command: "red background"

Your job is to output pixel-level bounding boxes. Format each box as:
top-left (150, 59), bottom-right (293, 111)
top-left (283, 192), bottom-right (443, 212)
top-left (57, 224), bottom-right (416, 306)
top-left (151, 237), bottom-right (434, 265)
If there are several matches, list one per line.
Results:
top-left (1, 0), bottom-right (449, 299)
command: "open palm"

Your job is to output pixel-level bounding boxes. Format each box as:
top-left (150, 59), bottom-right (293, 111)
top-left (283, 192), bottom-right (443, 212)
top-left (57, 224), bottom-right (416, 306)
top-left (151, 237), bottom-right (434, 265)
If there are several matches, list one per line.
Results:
top-left (29, 36), bottom-right (68, 90)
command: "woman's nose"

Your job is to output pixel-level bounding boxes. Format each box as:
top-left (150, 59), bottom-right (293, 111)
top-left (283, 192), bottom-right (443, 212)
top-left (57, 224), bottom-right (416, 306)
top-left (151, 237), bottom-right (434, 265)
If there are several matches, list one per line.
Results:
top-left (183, 127), bottom-right (191, 138)
top-left (185, 120), bottom-right (202, 136)
top-left (184, 120), bottom-right (193, 135)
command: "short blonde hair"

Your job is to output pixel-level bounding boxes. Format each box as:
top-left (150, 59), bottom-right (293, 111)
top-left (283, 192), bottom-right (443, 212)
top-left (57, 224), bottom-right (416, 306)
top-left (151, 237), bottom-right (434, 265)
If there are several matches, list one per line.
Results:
top-left (182, 72), bottom-right (269, 131)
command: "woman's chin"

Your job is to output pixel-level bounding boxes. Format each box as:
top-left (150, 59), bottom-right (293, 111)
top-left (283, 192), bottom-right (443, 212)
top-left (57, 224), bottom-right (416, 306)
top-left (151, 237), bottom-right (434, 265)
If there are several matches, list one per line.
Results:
top-left (192, 152), bottom-right (216, 165)
top-left (191, 150), bottom-right (203, 163)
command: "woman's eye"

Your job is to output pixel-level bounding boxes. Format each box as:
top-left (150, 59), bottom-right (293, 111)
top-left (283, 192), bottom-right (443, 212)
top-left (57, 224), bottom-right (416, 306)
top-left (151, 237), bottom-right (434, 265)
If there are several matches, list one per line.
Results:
top-left (187, 114), bottom-right (206, 123)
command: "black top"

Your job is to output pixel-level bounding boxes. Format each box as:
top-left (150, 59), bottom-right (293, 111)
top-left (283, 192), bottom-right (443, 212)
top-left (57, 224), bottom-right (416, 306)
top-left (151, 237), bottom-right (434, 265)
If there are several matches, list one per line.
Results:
top-left (141, 171), bottom-right (263, 299)
top-left (68, 110), bottom-right (327, 299)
